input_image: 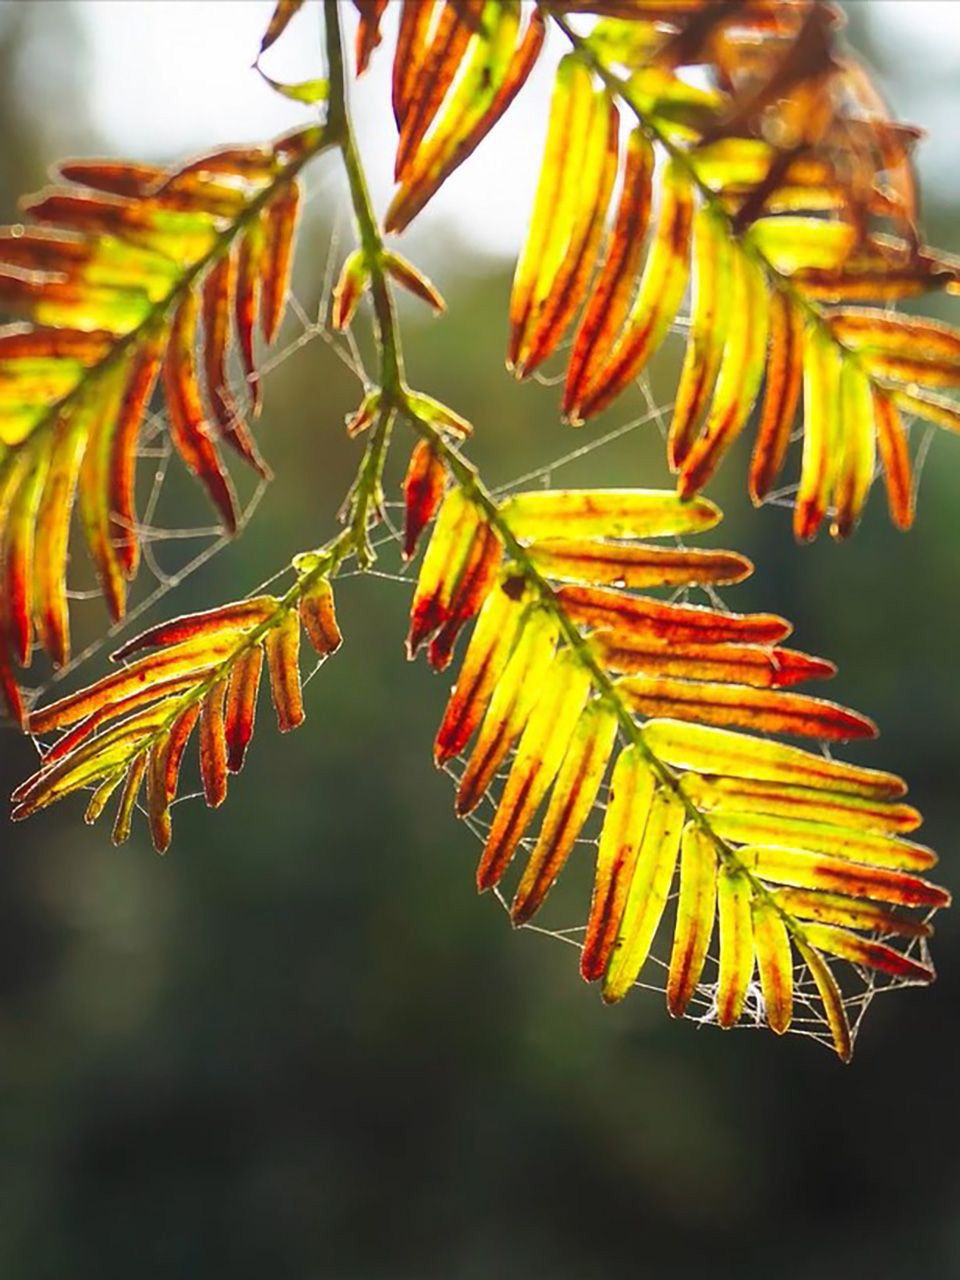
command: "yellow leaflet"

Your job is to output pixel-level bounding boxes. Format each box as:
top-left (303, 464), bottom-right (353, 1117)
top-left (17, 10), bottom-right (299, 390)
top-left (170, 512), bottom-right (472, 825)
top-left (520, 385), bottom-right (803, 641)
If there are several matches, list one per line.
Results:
top-left (501, 489), bottom-right (720, 540)
top-left (397, 1), bottom-right (519, 202)
top-left (512, 698), bottom-right (618, 924)
top-left (678, 243), bottom-right (769, 493)
top-left (34, 284), bottom-right (153, 336)
top-left (752, 899), bottom-right (793, 1034)
top-left (682, 774), bottom-right (921, 836)
top-left (581, 745), bottom-right (656, 982)
top-left (716, 865), bottom-right (754, 1028)
top-left (707, 811), bottom-right (934, 871)
top-left (666, 823), bottom-right (717, 1018)
top-left (795, 936), bottom-right (851, 1061)
top-left (434, 576), bottom-right (528, 764)
top-left (509, 55), bottom-right (589, 361)
top-left (691, 138), bottom-right (773, 193)
top-left (518, 83), bottom-right (609, 368)
top-left (747, 217), bottom-right (855, 274)
top-left (643, 719), bottom-right (906, 799)
top-left (796, 323), bottom-right (842, 540)
top-left (0, 358), bottom-right (87, 404)
top-left (456, 608), bottom-right (559, 815)
top-left (603, 786), bottom-right (685, 1002)
top-left (477, 647), bottom-right (592, 889)
top-left (833, 357), bottom-right (876, 539)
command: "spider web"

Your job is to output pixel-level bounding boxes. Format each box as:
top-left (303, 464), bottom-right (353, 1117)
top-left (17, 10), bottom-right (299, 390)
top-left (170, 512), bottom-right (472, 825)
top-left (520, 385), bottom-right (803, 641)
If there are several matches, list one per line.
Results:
top-left (17, 175), bottom-right (941, 1056)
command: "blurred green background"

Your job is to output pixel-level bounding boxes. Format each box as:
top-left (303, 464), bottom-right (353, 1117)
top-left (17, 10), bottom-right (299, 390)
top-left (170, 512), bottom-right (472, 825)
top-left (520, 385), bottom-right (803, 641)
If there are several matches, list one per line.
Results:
top-left (1, 3), bottom-right (959, 1277)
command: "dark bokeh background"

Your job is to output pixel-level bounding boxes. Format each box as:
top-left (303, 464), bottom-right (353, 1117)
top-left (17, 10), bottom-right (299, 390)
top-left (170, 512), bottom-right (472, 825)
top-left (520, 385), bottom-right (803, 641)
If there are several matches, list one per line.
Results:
top-left (1, 3), bottom-right (959, 1277)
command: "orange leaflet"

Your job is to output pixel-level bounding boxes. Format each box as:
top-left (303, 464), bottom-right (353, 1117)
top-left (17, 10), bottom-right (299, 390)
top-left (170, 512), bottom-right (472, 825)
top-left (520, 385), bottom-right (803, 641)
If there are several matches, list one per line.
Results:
top-left (33, 417), bottom-right (86, 667)
top-left (163, 292), bottom-right (238, 532)
top-left (501, 488), bottom-right (721, 539)
top-left (3, 455), bottom-right (46, 665)
top-left (595, 634), bottom-right (835, 688)
top-left (508, 55), bottom-right (593, 372)
top-left (871, 388), bottom-right (913, 531)
top-left (147, 703), bottom-right (200, 852)
top-left (800, 922), bottom-right (933, 982)
top-left (385, 253), bottom-right (445, 314)
top-left (748, 289), bottom-right (803, 505)
top-left (677, 247), bottom-right (770, 497)
top-left (224, 644), bottom-right (263, 773)
top-left (619, 673), bottom-right (877, 741)
top-left (563, 128), bottom-right (654, 418)
top-left (558, 584), bottom-right (792, 645)
top-left (795, 322), bottom-right (840, 541)
top-left (772, 888), bottom-right (931, 939)
top-left (709, 810), bottom-right (935, 871)
top-left (354, 0), bottom-right (388, 74)
top-left (683, 774), bottom-right (921, 835)
top-left (406, 489), bottom-right (482, 657)
top-left (260, 184), bottom-right (300, 343)
top-left (795, 937), bottom-right (851, 1061)
top-left (265, 610), bottom-right (304, 733)
top-left (234, 219), bottom-right (264, 416)
top-left (402, 439), bottom-right (446, 561)
top-left (832, 358), bottom-right (875, 539)
top-left (298, 577), bottom-right (343, 657)
top-left (602, 788), bottom-right (685, 1003)
top-left (29, 641), bottom-right (234, 733)
top-left (572, 160), bottom-right (694, 423)
top-left (112, 753), bottom-right (147, 845)
top-left (427, 523), bottom-right (503, 672)
top-left (394, 0), bottom-right (484, 181)
top-left (740, 846), bottom-right (948, 909)
top-left (199, 678), bottom-right (228, 808)
top-left (529, 539), bottom-right (752, 589)
top-left (260, 0), bottom-right (305, 54)
top-left (112, 597), bottom-right (274, 660)
top-left (514, 93), bottom-right (619, 378)
top-left (77, 360), bottom-right (131, 619)
top-left (202, 254), bottom-right (265, 477)
top-left (0, 325), bottom-right (114, 361)
top-left (111, 327), bottom-right (165, 577)
top-left (37, 673), bottom-right (201, 767)
top-left (385, 10), bottom-right (545, 234)
top-left (392, 1), bottom-right (433, 130)
top-left (668, 205), bottom-right (730, 471)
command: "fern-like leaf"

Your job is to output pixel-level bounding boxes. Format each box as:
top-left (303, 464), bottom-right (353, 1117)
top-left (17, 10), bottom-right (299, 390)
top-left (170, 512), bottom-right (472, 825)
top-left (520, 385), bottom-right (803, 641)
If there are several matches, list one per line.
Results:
top-left (0, 126), bottom-right (323, 725)
top-left (407, 479), bottom-right (949, 1059)
top-left (12, 575), bottom-right (342, 851)
top-left (499, 7), bottom-right (960, 538)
